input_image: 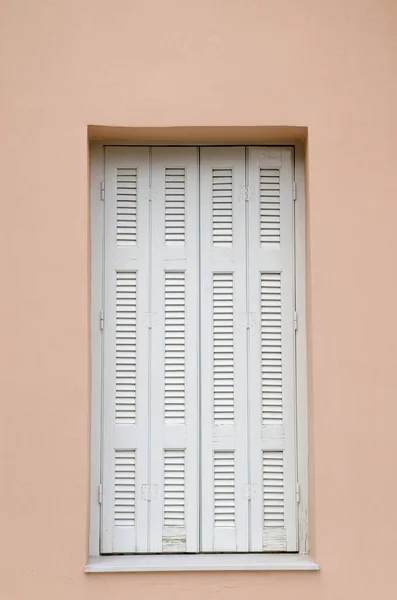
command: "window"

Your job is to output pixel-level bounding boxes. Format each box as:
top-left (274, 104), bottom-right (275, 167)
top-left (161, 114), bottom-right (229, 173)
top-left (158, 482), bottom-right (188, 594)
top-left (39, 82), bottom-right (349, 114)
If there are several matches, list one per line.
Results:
top-left (90, 145), bottom-right (308, 558)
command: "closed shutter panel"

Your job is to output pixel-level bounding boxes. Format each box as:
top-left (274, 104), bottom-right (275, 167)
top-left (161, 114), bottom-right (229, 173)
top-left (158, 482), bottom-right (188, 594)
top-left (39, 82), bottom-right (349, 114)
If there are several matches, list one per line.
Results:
top-left (247, 147), bottom-right (298, 551)
top-left (150, 148), bottom-right (199, 552)
top-left (101, 147), bottom-right (150, 553)
top-left (200, 147), bottom-right (249, 552)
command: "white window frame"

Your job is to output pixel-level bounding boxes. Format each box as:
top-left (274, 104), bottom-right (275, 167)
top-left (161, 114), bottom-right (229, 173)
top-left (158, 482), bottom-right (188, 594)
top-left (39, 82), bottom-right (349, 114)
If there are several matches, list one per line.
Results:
top-left (87, 141), bottom-right (317, 572)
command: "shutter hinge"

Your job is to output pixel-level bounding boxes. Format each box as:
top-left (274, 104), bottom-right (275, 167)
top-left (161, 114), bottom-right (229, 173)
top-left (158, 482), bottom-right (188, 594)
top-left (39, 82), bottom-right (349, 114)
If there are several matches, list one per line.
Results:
top-left (240, 185), bottom-right (253, 203)
top-left (101, 181), bottom-right (105, 201)
top-left (293, 181), bottom-right (297, 201)
top-left (145, 312), bottom-right (157, 329)
top-left (98, 483), bottom-right (103, 504)
top-left (243, 484), bottom-right (257, 500)
top-left (296, 482), bottom-right (301, 504)
top-left (142, 484), bottom-right (158, 501)
top-left (100, 310), bottom-right (104, 330)
top-left (293, 311), bottom-right (298, 331)
top-left (241, 312), bottom-right (255, 329)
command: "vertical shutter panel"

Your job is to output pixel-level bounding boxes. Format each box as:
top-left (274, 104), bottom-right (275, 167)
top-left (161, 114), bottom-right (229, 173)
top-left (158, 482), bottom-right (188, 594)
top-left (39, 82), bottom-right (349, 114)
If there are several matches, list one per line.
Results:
top-left (150, 148), bottom-right (199, 552)
top-left (200, 147), bottom-right (248, 552)
top-left (247, 147), bottom-right (298, 551)
top-left (102, 147), bottom-right (150, 553)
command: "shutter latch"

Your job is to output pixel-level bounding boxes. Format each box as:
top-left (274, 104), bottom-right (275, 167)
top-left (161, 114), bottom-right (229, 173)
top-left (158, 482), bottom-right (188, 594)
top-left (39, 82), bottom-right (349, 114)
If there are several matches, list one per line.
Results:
top-left (243, 484), bottom-right (257, 500)
top-left (239, 185), bottom-right (254, 203)
top-left (101, 181), bottom-right (105, 201)
top-left (293, 181), bottom-right (297, 201)
top-left (142, 484), bottom-right (158, 501)
top-left (241, 312), bottom-right (255, 329)
top-left (145, 312), bottom-right (157, 329)
top-left (100, 310), bottom-right (104, 330)
top-left (293, 311), bottom-right (298, 331)
top-left (296, 482), bottom-right (301, 503)
top-left (98, 483), bottom-right (102, 504)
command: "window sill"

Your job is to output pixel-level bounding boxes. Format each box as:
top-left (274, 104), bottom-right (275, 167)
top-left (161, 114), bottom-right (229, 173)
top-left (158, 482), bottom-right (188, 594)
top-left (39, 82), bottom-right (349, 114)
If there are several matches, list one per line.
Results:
top-left (85, 554), bottom-right (319, 573)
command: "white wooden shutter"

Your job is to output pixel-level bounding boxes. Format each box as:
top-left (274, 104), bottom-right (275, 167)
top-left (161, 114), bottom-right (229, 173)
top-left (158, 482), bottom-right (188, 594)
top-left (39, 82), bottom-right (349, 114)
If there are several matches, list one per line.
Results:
top-left (150, 148), bottom-right (199, 552)
top-left (247, 147), bottom-right (298, 551)
top-left (101, 147), bottom-right (150, 553)
top-left (200, 147), bottom-right (249, 552)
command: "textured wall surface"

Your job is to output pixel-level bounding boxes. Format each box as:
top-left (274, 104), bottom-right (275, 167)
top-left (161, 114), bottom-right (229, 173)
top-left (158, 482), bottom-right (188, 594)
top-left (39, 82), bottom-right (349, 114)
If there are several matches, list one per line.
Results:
top-left (1, 0), bottom-right (397, 598)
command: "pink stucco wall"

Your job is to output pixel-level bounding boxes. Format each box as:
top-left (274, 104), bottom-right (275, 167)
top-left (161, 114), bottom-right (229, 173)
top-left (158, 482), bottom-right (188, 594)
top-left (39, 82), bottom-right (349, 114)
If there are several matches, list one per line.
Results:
top-left (1, 0), bottom-right (397, 598)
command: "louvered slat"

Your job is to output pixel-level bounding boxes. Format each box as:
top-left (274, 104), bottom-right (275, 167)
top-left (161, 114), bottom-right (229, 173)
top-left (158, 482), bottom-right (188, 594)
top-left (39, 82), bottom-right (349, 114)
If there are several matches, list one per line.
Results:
top-left (116, 272), bottom-right (136, 423)
top-left (117, 168), bottom-right (137, 245)
top-left (165, 168), bottom-right (185, 245)
top-left (213, 272), bottom-right (234, 424)
top-left (263, 451), bottom-right (284, 527)
top-left (164, 450), bottom-right (185, 528)
top-left (114, 450), bottom-right (136, 526)
top-left (214, 451), bottom-right (235, 527)
top-left (260, 168), bottom-right (280, 245)
top-left (212, 168), bottom-right (233, 247)
top-left (165, 271), bottom-right (185, 423)
top-left (261, 273), bottom-right (282, 425)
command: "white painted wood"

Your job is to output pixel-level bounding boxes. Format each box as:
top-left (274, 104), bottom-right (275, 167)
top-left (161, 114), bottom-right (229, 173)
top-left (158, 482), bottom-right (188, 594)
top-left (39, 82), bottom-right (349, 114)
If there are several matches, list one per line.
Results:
top-left (247, 147), bottom-right (298, 551)
top-left (150, 147), bottom-right (199, 552)
top-left (90, 143), bottom-right (308, 558)
top-left (101, 147), bottom-right (150, 553)
top-left (85, 553), bottom-right (319, 572)
top-left (294, 142), bottom-right (309, 554)
top-left (89, 142), bottom-right (104, 557)
top-left (200, 147), bottom-right (248, 552)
